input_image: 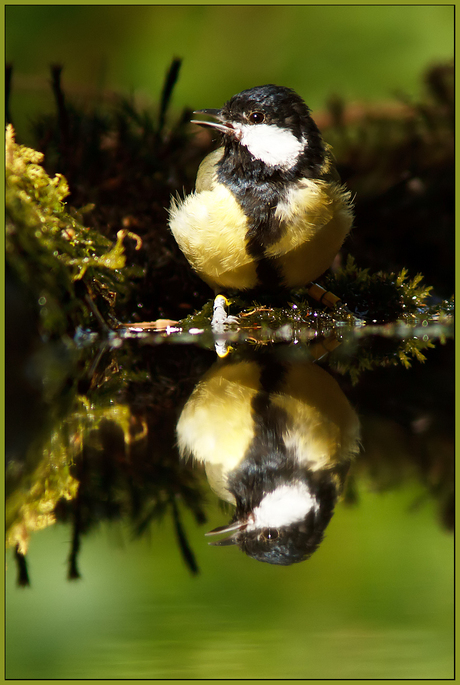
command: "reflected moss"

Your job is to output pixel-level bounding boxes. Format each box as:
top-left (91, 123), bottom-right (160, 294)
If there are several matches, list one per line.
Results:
top-left (6, 332), bottom-right (453, 582)
top-left (6, 449), bottom-right (78, 556)
top-left (5, 342), bottom-right (212, 581)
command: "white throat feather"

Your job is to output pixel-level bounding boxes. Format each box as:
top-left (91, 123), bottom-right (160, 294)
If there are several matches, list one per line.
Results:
top-left (235, 123), bottom-right (306, 169)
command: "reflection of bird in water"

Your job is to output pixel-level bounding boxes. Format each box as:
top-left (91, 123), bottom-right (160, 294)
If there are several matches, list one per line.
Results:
top-left (176, 349), bottom-right (360, 565)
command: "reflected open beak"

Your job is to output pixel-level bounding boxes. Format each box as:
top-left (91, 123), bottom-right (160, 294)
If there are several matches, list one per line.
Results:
top-left (191, 109), bottom-right (234, 134)
top-left (208, 536), bottom-right (238, 547)
top-left (205, 519), bottom-right (247, 546)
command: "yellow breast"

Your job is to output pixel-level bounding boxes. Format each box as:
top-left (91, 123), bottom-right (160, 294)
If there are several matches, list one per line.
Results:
top-left (168, 150), bottom-right (353, 291)
top-left (169, 151), bottom-right (259, 290)
top-left (267, 179), bottom-right (353, 286)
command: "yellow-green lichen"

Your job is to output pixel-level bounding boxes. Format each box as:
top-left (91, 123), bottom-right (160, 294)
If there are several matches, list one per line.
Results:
top-left (6, 124), bottom-right (141, 336)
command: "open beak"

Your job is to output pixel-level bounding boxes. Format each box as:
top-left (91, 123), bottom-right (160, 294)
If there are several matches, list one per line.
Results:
top-left (205, 519), bottom-right (247, 546)
top-left (191, 109), bottom-right (234, 134)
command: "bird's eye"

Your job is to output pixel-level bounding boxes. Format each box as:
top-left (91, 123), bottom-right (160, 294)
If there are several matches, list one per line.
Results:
top-left (261, 528), bottom-right (279, 541)
top-left (249, 111), bottom-right (265, 124)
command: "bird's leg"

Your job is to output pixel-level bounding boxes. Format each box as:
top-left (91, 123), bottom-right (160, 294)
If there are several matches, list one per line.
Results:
top-left (306, 282), bottom-right (342, 309)
top-left (306, 282), bottom-right (366, 324)
top-left (211, 294), bottom-right (230, 327)
top-left (308, 331), bottom-right (341, 361)
top-left (211, 295), bottom-right (239, 357)
top-left (211, 294), bottom-right (240, 328)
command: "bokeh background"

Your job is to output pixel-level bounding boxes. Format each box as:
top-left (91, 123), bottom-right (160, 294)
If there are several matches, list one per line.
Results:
top-left (6, 487), bottom-right (454, 678)
top-left (6, 5), bottom-right (454, 680)
top-left (6, 5), bottom-right (454, 138)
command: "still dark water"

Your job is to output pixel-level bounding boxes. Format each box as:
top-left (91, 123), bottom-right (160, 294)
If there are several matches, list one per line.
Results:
top-left (6, 321), bottom-right (454, 679)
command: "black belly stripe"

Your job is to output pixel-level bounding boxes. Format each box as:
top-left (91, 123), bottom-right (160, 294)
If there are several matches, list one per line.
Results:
top-left (254, 256), bottom-right (283, 289)
top-left (245, 207), bottom-right (286, 288)
top-left (217, 161), bottom-right (290, 288)
top-left (245, 231), bottom-right (281, 288)
top-left (237, 358), bottom-right (289, 473)
top-left (215, 143), bottom-right (319, 290)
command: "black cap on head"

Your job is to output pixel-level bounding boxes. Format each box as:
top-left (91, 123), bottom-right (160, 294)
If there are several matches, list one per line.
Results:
top-left (221, 84), bottom-right (316, 140)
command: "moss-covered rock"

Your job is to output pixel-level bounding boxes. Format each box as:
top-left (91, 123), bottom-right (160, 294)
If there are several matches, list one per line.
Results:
top-left (6, 124), bottom-right (142, 337)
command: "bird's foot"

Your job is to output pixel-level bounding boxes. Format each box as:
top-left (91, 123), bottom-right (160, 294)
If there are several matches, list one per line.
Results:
top-left (211, 295), bottom-right (239, 329)
top-left (211, 295), bottom-right (239, 357)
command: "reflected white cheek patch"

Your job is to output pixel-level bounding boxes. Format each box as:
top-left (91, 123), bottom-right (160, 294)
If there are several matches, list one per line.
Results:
top-left (247, 482), bottom-right (318, 529)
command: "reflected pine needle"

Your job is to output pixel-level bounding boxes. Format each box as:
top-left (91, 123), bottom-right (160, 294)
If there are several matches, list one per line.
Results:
top-left (171, 497), bottom-right (199, 576)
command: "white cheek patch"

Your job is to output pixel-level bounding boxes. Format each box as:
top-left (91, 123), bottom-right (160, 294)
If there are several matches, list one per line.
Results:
top-left (246, 482), bottom-right (318, 530)
top-left (235, 123), bottom-right (305, 168)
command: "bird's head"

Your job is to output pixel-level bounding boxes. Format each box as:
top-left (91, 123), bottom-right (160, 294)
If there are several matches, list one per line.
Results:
top-left (206, 479), bottom-right (337, 565)
top-left (192, 84), bottom-right (324, 173)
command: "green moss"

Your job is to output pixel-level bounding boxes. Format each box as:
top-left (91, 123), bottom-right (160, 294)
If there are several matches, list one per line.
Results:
top-left (6, 124), bottom-right (141, 337)
top-left (323, 255), bottom-right (434, 323)
top-left (177, 254), bottom-right (441, 333)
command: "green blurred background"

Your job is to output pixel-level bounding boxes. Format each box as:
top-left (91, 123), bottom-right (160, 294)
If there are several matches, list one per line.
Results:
top-left (6, 5), bottom-right (454, 137)
top-left (6, 486), bottom-right (453, 678)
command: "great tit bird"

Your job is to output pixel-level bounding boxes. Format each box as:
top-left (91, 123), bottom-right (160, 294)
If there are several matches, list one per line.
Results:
top-left (169, 85), bottom-right (353, 317)
top-left (176, 348), bottom-right (360, 565)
